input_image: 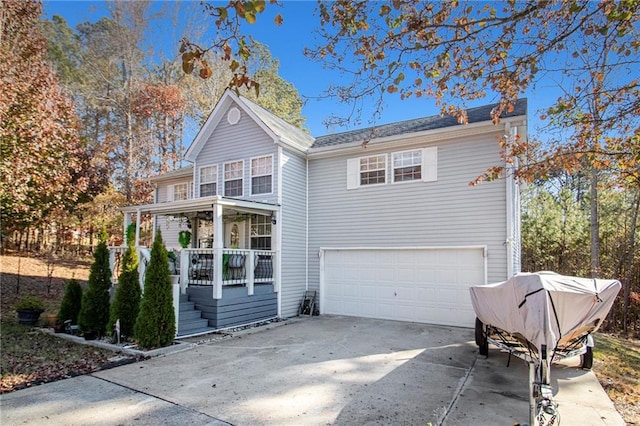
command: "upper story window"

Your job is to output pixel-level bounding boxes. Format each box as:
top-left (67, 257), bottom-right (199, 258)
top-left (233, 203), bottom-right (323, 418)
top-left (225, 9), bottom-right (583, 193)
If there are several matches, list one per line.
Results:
top-left (173, 182), bottom-right (189, 201)
top-left (347, 147), bottom-right (437, 190)
top-left (199, 165), bottom-right (217, 197)
top-left (168, 182), bottom-right (192, 202)
top-left (393, 150), bottom-right (422, 182)
top-left (251, 155), bottom-right (273, 195)
top-left (224, 160), bottom-right (244, 197)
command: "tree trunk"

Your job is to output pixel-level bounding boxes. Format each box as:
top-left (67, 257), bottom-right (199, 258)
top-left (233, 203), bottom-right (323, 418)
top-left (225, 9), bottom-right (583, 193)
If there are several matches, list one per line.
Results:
top-left (589, 168), bottom-right (600, 277)
top-left (621, 188), bottom-right (639, 334)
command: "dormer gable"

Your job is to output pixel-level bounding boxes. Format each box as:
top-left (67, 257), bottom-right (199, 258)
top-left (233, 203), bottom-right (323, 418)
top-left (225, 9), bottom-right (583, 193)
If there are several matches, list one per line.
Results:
top-left (184, 89), bottom-right (314, 162)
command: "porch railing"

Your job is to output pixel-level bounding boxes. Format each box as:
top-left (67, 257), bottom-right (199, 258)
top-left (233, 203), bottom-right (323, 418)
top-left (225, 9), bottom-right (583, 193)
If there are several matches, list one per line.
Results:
top-left (108, 246), bottom-right (151, 290)
top-left (179, 248), bottom-right (276, 298)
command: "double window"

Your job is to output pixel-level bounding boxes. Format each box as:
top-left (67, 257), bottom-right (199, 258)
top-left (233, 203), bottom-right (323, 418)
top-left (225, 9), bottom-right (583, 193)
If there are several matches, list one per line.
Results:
top-left (347, 147), bottom-right (437, 190)
top-left (199, 165), bottom-right (217, 197)
top-left (251, 155), bottom-right (273, 195)
top-left (224, 160), bottom-right (244, 197)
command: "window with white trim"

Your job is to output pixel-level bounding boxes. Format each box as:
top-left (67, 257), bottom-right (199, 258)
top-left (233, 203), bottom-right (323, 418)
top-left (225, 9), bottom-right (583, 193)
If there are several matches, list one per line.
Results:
top-left (173, 182), bottom-right (189, 201)
top-left (224, 160), bottom-right (244, 197)
top-left (359, 154), bottom-right (386, 185)
top-left (199, 165), bottom-right (217, 197)
top-left (250, 214), bottom-right (271, 250)
top-left (251, 155), bottom-right (273, 195)
top-left (347, 147), bottom-right (437, 189)
top-left (393, 149), bottom-right (422, 182)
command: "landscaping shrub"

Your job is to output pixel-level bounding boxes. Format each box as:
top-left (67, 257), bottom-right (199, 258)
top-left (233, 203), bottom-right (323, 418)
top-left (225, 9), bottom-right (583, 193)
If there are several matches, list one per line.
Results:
top-left (109, 231), bottom-right (141, 339)
top-left (57, 279), bottom-right (83, 325)
top-left (77, 233), bottom-right (111, 337)
top-left (134, 229), bottom-right (175, 349)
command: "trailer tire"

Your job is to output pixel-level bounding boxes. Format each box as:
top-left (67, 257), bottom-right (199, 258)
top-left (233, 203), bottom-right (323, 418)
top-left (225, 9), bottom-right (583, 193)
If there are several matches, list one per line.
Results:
top-left (581, 346), bottom-right (593, 370)
top-left (475, 317), bottom-right (489, 356)
top-left (475, 317), bottom-right (483, 346)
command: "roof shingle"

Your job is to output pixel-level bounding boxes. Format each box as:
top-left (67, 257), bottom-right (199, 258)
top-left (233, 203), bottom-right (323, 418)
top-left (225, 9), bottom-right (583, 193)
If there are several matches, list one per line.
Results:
top-left (311, 99), bottom-right (527, 149)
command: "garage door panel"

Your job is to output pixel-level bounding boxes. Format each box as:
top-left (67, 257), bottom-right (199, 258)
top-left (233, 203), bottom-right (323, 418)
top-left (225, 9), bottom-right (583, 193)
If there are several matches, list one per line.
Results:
top-left (322, 247), bottom-right (485, 328)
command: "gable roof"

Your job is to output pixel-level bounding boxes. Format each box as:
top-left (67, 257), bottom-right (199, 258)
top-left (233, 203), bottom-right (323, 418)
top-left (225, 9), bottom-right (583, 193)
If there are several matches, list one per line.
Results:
top-left (148, 164), bottom-right (193, 182)
top-left (312, 98), bottom-right (527, 149)
top-left (241, 96), bottom-right (315, 151)
top-left (184, 89), bottom-right (314, 162)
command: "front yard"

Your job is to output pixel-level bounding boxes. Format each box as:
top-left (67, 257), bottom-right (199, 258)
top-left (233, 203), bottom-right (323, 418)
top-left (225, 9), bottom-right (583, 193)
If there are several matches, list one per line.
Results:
top-left (0, 253), bottom-right (638, 423)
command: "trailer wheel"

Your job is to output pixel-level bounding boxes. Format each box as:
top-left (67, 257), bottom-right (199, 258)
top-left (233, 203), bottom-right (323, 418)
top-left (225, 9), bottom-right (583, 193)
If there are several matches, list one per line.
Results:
top-left (475, 317), bottom-right (483, 345)
top-left (475, 317), bottom-right (489, 356)
top-left (581, 346), bottom-right (593, 370)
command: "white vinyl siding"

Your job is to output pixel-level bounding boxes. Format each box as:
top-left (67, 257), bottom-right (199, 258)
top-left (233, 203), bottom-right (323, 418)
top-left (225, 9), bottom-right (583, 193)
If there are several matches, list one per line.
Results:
top-left (224, 160), bottom-right (244, 197)
top-left (199, 165), bottom-right (217, 197)
top-left (309, 134), bottom-right (509, 299)
top-left (280, 149), bottom-right (308, 318)
top-left (193, 100), bottom-right (279, 205)
top-left (251, 155), bottom-right (273, 195)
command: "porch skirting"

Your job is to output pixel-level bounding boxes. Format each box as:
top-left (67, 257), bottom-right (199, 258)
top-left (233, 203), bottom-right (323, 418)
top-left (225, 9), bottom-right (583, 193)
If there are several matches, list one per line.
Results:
top-left (186, 283), bottom-right (277, 329)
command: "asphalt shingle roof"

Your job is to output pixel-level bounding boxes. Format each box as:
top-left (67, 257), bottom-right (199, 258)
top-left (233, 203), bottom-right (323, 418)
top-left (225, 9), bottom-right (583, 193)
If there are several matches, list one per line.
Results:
top-left (311, 99), bottom-right (527, 149)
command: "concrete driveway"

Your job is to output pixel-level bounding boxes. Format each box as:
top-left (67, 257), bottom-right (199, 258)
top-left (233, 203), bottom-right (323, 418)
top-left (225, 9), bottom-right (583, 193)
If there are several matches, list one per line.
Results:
top-left (0, 316), bottom-right (624, 425)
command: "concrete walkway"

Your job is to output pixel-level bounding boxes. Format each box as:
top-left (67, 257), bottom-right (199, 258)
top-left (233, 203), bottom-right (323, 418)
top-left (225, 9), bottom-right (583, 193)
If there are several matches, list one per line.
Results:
top-left (0, 316), bottom-right (624, 425)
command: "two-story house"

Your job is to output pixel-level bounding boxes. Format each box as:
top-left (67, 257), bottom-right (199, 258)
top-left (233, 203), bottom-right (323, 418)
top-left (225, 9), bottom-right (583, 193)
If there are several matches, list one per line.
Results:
top-left (119, 89), bottom-right (526, 337)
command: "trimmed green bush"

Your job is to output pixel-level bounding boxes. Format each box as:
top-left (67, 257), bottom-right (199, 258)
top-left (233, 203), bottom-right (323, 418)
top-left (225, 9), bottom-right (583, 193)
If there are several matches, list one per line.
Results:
top-left (78, 234), bottom-right (112, 337)
top-left (57, 279), bottom-right (83, 325)
top-left (134, 229), bottom-right (176, 349)
top-left (109, 240), bottom-right (141, 339)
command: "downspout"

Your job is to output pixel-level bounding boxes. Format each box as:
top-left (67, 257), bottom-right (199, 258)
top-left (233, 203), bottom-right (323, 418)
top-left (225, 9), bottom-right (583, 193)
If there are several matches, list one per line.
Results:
top-left (504, 123), bottom-right (515, 278)
top-left (306, 156), bottom-right (309, 291)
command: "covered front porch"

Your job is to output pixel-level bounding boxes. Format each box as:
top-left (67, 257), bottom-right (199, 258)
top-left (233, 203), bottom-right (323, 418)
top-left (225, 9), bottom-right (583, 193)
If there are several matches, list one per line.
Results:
top-left (113, 196), bottom-right (280, 337)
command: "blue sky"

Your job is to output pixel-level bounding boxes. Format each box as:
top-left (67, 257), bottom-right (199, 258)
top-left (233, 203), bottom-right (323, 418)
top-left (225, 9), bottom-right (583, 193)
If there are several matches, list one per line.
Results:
top-left (43, 0), bottom-right (549, 138)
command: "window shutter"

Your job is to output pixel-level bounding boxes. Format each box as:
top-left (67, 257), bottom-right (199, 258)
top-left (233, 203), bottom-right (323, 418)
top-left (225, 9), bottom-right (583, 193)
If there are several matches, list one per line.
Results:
top-left (167, 184), bottom-right (175, 202)
top-left (188, 182), bottom-right (194, 199)
top-left (422, 147), bottom-right (438, 182)
top-left (346, 158), bottom-right (360, 190)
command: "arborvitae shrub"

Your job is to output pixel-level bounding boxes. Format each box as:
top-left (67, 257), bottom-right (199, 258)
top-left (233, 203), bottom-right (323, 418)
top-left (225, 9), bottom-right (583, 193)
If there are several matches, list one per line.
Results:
top-left (57, 279), bottom-right (83, 325)
top-left (134, 229), bottom-right (176, 349)
top-left (78, 234), bottom-right (111, 337)
top-left (109, 241), bottom-right (141, 339)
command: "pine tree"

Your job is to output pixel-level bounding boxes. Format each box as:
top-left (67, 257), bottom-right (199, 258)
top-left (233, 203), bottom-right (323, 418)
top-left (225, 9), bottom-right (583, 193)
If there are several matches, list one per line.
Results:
top-left (78, 232), bottom-right (111, 337)
top-left (57, 279), bottom-right (83, 325)
top-left (134, 229), bottom-right (175, 348)
top-left (109, 224), bottom-right (141, 339)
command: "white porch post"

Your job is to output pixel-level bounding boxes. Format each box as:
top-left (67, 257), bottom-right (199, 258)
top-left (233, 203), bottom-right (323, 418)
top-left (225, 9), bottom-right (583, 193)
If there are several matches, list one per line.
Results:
top-left (123, 213), bottom-right (131, 244)
top-left (273, 209), bottom-right (281, 294)
top-left (213, 203), bottom-right (223, 299)
top-left (135, 209), bottom-right (141, 247)
top-left (247, 252), bottom-right (255, 296)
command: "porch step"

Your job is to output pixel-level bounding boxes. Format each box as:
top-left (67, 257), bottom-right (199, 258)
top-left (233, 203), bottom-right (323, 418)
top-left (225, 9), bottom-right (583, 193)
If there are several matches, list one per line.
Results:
top-left (177, 293), bottom-right (216, 337)
top-left (178, 317), bottom-right (211, 335)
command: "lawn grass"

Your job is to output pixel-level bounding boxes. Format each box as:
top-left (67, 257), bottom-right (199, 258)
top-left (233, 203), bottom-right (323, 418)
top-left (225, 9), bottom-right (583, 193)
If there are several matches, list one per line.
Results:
top-left (592, 332), bottom-right (640, 424)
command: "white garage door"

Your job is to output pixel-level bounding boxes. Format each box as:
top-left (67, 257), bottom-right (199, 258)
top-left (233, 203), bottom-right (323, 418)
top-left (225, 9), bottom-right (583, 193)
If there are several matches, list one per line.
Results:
top-left (321, 247), bottom-right (486, 327)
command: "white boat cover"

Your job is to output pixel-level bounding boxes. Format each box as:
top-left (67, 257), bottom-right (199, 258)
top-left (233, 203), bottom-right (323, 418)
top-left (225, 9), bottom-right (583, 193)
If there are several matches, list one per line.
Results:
top-left (470, 272), bottom-right (621, 354)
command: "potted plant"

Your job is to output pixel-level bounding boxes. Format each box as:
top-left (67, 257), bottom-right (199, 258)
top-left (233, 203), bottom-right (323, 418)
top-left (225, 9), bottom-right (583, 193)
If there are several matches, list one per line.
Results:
top-left (15, 295), bottom-right (45, 325)
top-left (178, 230), bottom-right (191, 249)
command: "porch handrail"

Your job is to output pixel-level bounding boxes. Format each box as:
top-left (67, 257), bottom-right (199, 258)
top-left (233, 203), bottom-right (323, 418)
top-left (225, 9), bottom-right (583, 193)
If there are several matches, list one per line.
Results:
top-left (179, 248), bottom-right (276, 299)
